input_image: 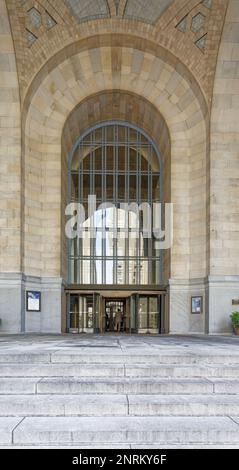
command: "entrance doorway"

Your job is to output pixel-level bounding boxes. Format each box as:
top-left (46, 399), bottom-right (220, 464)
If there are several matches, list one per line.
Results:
top-left (104, 299), bottom-right (127, 333)
top-left (66, 291), bottom-right (168, 334)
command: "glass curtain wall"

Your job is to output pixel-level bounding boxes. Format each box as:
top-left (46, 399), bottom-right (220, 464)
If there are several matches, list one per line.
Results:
top-left (68, 122), bottom-right (162, 285)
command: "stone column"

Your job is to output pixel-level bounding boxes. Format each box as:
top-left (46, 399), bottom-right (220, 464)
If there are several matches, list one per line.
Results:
top-left (210, 0), bottom-right (239, 333)
top-left (0, 0), bottom-right (22, 333)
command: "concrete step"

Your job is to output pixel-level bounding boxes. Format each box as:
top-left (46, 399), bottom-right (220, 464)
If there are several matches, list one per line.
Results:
top-left (1, 444), bottom-right (239, 449)
top-left (9, 416), bottom-right (239, 445)
top-left (0, 354), bottom-right (51, 364)
top-left (128, 395), bottom-right (239, 416)
top-left (0, 378), bottom-right (37, 394)
top-left (49, 353), bottom-right (239, 365)
top-left (126, 364), bottom-right (239, 378)
top-left (0, 418), bottom-right (22, 445)
top-left (1, 394), bottom-right (239, 417)
top-left (0, 364), bottom-right (124, 378)
top-left (4, 377), bottom-right (239, 395)
top-left (1, 363), bottom-right (239, 378)
top-left (36, 377), bottom-right (214, 395)
top-left (1, 353), bottom-right (239, 365)
top-left (0, 395), bottom-right (128, 417)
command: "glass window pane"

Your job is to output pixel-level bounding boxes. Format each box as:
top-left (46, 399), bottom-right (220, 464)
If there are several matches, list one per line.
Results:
top-left (105, 231), bottom-right (114, 256)
top-left (138, 298), bottom-right (147, 330)
top-left (129, 210), bottom-right (139, 230)
top-left (81, 296), bottom-right (94, 331)
top-left (141, 154), bottom-right (148, 172)
top-left (95, 148), bottom-right (102, 171)
top-left (141, 175), bottom-right (148, 200)
top-left (129, 175), bottom-right (137, 200)
top-left (149, 297), bottom-right (159, 331)
top-left (118, 147), bottom-right (126, 171)
top-left (116, 259), bottom-right (125, 284)
top-left (82, 150), bottom-right (91, 171)
top-left (81, 232), bottom-right (91, 257)
top-left (129, 148), bottom-right (137, 171)
top-left (153, 175), bottom-right (160, 201)
top-left (106, 146), bottom-right (114, 171)
top-left (94, 259), bottom-right (103, 284)
top-left (82, 259), bottom-right (91, 284)
top-left (95, 174), bottom-right (102, 200)
top-left (106, 175), bottom-right (114, 199)
top-left (105, 259), bottom-right (114, 284)
top-left (69, 295), bottom-right (79, 330)
top-left (152, 259), bottom-right (160, 284)
top-left (129, 232), bottom-right (138, 257)
top-left (95, 232), bottom-right (103, 257)
top-left (117, 237), bottom-right (126, 258)
top-left (139, 259), bottom-right (148, 284)
top-left (118, 175), bottom-right (125, 199)
top-left (129, 259), bottom-right (137, 284)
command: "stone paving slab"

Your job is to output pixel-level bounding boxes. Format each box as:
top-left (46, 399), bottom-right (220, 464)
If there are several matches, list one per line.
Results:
top-left (0, 334), bottom-right (239, 355)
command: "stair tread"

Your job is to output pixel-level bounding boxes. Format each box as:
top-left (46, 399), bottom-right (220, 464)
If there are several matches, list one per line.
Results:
top-left (10, 416), bottom-right (239, 445)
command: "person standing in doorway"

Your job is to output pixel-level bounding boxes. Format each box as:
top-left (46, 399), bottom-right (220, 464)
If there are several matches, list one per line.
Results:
top-left (115, 308), bottom-right (122, 333)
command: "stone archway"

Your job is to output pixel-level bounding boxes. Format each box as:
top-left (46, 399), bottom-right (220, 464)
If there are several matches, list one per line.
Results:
top-left (23, 35), bottom-right (208, 333)
top-left (61, 90), bottom-right (171, 283)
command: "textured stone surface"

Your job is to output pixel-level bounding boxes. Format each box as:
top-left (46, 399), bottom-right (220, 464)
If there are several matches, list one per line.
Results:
top-left (0, 418), bottom-right (22, 444)
top-left (12, 416), bottom-right (239, 445)
top-left (0, 0), bottom-right (21, 274)
top-left (0, 335), bottom-right (238, 447)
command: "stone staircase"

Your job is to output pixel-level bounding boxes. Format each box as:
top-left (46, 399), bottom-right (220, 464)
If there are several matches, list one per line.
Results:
top-left (0, 348), bottom-right (239, 448)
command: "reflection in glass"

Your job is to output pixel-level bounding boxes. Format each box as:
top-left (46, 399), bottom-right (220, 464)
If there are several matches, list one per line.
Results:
top-left (149, 297), bottom-right (158, 331)
top-left (138, 297), bottom-right (147, 330)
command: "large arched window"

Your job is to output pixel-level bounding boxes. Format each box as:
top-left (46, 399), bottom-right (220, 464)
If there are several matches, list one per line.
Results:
top-left (68, 122), bottom-right (163, 285)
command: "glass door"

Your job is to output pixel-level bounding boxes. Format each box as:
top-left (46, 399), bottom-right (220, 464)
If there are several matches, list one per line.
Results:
top-left (79, 296), bottom-right (94, 333)
top-left (138, 297), bottom-right (148, 334)
top-left (68, 293), bottom-right (100, 333)
top-left (69, 295), bottom-right (79, 333)
top-left (138, 296), bottom-right (161, 334)
top-left (94, 293), bottom-right (101, 333)
top-left (130, 295), bottom-right (137, 334)
top-left (148, 296), bottom-right (160, 334)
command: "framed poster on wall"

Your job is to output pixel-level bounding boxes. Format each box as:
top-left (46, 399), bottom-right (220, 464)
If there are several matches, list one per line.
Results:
top-left (26, 291), bottom-right (41, 312)
top-left (191, 296), bottom-right (203, 314)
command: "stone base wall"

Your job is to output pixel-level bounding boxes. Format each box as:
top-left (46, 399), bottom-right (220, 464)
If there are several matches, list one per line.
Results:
top-left (0, 275), bottom-right (63, 334)
top-left (169, 279), bottom-right (206, 334)
top-left (0, 274), bottom-right (23, 333)
top-left (206, 277), bottom-right (239, 334)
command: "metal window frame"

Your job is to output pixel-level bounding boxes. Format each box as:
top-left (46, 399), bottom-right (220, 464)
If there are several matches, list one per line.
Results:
top-left (67, 121), bottom-right (164, 286)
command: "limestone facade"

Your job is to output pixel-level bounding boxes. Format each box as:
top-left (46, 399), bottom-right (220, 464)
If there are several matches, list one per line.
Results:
top-left (0, 0), bottom-right (238, 334)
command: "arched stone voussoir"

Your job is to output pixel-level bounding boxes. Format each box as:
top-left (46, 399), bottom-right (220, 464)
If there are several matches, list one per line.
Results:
top-left (23, 40), bottom-right (208, 284)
